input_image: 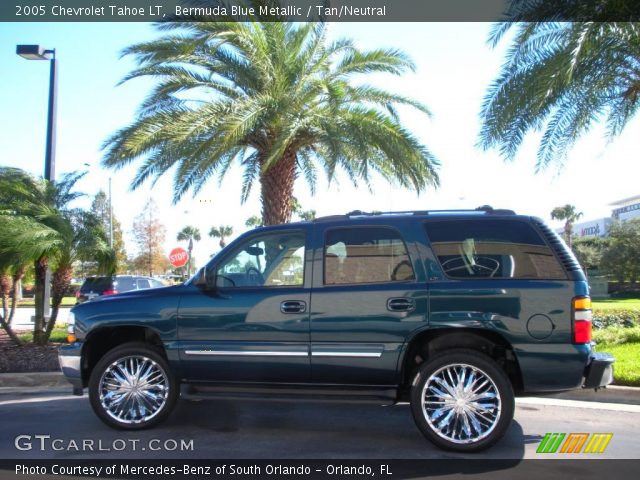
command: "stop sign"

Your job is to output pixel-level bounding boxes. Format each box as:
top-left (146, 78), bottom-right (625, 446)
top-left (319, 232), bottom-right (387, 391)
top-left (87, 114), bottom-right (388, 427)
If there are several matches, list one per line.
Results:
top-left (169, 247), bottom-right (189, 268)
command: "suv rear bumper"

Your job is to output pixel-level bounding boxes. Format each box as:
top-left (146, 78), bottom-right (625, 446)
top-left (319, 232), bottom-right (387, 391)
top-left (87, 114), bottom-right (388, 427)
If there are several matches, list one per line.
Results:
top-left (583, 352), bottom-right (614, 389)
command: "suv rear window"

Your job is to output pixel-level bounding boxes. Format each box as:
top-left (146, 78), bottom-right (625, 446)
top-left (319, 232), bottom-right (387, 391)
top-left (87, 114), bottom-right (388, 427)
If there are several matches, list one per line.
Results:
top-left (80, 277), bottom-right (113, 292)
top-left (424, 219), bottom-right (566, 280)
top-left (324, 227), bottom-right (415, 285)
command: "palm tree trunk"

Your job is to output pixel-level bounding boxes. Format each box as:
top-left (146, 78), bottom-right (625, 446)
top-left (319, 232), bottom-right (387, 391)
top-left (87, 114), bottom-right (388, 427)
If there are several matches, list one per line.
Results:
top-left (45, 265), bottom-right (73, 342)
top-left (565, 222), bottom-right (573, 249)
top-left (8, 265), bottom-right (26, 325)
top-left (0, 315), bottom-right (22, 346)
top-left (0, 273), bottom-right (10, 323)
top-left (33, 256), bottom-right (48, 345)
top-left (260, 149), bottom-right (297, 226)
top-left (0, 272), bottom-right (22, 345)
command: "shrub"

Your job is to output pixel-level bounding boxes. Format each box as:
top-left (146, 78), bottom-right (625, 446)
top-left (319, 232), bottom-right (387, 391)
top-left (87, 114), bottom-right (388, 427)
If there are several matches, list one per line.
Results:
top-left (593, 326), bottom-right (640, 345)
top-left (592, 309), bottom-right (639, 329)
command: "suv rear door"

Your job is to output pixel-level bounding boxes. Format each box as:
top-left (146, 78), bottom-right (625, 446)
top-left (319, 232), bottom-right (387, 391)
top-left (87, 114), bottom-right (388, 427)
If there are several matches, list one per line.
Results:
top-left (310, 219), bottom-right (428, 385)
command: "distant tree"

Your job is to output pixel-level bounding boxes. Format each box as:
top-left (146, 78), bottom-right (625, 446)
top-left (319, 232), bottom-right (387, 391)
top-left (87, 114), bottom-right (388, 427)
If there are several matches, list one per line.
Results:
top-left (131, 199), bottom-right (167, 276)
top-left (572, 237), bottom-right (609, 274)
top-left (91, 190), bottom-right (128, 272)
top-left (551, 204), bottom-right (583, 249)
top-left (245, 216), bottom-right (264, 228)
top-left (291, 197), bottom-right (316, 221)
top-left (601, 219), bottom-right (640, 283)
top-left (209, 226), bottom-right (234, 249)
top-left (244, 198), bottom-right (315, 230)
top-left (177, 226), bottom-right (201, 277)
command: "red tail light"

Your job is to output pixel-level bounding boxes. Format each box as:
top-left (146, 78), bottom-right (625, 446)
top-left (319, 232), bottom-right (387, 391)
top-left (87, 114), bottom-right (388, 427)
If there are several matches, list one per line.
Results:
top-left (572, 297), bottom-right (592, 344)
top-left (103, 289), bottom-right (118, 296)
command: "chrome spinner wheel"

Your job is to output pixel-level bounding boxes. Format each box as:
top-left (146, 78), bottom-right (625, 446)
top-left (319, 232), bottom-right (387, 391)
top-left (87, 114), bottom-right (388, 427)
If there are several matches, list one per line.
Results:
top-left (421, 363), bottom-right (502, 445)
top-left (99, 355), bottom-right (169, 425)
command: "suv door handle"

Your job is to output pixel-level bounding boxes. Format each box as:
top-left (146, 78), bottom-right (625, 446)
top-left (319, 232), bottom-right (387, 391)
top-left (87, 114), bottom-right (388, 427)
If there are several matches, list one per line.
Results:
top-left (280, 300), bottom-right (307, 314)
top-left (387, 297), bottom-right (415, 312)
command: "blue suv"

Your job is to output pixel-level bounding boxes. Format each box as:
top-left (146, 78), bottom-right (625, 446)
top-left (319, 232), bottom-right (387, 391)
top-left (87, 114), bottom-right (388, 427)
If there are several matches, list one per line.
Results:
top-left (59, 207), bottom-right (613, 452)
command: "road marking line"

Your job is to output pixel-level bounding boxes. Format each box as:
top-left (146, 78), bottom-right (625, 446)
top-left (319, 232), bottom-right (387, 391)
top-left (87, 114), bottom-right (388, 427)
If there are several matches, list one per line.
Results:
top-left (0, 395), bottom-right (83, 407)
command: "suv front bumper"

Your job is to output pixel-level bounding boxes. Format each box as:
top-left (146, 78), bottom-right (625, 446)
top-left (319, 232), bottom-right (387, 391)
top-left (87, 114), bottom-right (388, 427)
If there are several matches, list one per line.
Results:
top-left (58, 342), bottom-right (83, 395)
top-left (583, 352), bottom-right (615, 389)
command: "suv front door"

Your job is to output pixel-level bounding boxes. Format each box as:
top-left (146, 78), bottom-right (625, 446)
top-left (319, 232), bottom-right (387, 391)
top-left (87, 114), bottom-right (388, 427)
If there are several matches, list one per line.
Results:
top-left (177, 227), bottom-right (311, 383)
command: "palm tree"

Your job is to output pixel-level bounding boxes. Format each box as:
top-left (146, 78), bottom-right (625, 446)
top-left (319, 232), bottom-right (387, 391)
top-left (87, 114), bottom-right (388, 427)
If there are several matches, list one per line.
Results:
top-left (209, 226), bottom-right (234, 249)
top-left (551, 204), bottom-right (583, 249)
top-left (177, 226), bottom-right (201, 277)
top-left (0, 168), bottom-right (115, 344)
top-left (479, 22), bottom-right (640, 170)
top-left (102, 18), bottom-right (439, 225)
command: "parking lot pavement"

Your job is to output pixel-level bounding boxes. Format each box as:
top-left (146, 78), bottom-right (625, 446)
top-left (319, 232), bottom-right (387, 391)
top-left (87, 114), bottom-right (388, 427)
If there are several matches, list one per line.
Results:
top-left (0, 393), bottom-right (638, 460)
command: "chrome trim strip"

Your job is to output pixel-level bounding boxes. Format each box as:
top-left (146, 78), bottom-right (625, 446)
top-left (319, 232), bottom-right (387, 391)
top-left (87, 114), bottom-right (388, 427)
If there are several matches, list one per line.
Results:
top-left (184, 350), bottom-right (308, 357)
top-left (311, 352), bottom-right (383, 358)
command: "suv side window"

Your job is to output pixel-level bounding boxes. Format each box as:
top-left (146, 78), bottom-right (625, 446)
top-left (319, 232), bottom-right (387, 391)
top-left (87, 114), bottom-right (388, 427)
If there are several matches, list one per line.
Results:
top-left (324, 227), bottom-right (415, 285)
top-left (114, 277), bottom-right (135, 291)
top-left (424, 219), bottom-right (566, 279)
top-left (216, 231), bottom-right (306, 288)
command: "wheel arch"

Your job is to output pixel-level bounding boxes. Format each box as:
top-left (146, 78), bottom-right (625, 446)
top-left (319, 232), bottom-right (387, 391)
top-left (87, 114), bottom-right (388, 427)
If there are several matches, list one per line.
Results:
top-left (398, 327), bottom-right (523, 398)
top-left (81, 325), bottom-right (165, 387)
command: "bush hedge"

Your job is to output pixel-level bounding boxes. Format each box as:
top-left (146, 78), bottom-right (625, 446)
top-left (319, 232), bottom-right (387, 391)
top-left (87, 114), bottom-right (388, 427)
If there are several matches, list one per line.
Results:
top-left (592, 309), bottom-right (639, 329)
top-left (593, 326), bottom-right (640, 345)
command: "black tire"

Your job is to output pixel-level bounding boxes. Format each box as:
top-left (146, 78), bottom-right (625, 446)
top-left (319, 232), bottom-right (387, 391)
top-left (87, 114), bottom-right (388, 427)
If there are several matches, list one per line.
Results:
top-left (89, 342), bottom-right (179, 430)
top-left (410, 349), bottom-right (514, 452)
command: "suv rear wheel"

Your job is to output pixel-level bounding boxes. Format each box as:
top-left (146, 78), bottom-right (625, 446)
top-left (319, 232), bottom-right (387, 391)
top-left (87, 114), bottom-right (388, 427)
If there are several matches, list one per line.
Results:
top-left (410, 349), bottom-right (514, 452)
top-left (88, 342), bottom-right (178, 429)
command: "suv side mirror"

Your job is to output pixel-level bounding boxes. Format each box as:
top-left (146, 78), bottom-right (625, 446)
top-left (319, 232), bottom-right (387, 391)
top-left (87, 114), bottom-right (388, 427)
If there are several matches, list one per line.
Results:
top-left (194, 266), bottom-right (217, 289)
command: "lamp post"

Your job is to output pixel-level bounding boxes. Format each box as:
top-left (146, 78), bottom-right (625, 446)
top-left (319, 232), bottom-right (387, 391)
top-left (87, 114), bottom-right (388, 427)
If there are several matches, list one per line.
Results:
top-left (17, 44), bottom-right (58, 322)
top-left (109, 177), bottom-right (113, 248)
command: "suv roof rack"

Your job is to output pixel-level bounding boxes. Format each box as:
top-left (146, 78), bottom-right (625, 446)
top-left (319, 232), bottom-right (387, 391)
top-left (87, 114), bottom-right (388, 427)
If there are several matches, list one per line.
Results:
top-left (314, 206), bottom-right (516, 222)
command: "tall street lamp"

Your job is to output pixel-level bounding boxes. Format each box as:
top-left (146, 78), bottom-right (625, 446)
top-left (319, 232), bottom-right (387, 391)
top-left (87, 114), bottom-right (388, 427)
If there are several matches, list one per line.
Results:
top-left (17, 44), bottom-right (58, 321)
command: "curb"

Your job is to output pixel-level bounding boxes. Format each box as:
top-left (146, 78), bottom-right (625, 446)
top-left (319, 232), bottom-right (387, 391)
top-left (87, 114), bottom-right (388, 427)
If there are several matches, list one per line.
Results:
top-left (0, 372), bottom-right (639, 405)
top-left (0, 372), bottom-right (68, 389)
top-left (536, 385), bottom-right (640, 405)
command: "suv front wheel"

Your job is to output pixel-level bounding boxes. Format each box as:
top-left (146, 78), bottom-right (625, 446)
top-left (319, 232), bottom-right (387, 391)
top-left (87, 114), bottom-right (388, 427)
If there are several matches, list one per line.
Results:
top-left (410, 349), bottom-right (514, 452)
top-left (88, 342), bottom-right (178, 429)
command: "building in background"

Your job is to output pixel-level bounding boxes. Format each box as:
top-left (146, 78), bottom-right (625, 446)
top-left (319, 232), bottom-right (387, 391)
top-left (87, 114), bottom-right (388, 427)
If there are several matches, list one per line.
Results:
top-left (611, 195), bottom-right (640, 222)
top-left (556, 195), bottom-right (640, 239)
top-left (572, 217), bottom-right (612, 239)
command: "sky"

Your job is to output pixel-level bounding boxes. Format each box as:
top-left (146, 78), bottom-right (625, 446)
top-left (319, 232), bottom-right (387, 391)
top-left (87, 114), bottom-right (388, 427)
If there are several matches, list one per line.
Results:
top-left (1, 21), bottom-right (639, 269)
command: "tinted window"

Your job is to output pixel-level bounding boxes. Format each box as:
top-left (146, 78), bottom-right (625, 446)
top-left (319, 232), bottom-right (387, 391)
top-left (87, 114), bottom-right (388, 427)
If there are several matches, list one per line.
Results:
top-left (324, 227), bottom-right (414, 285)
top-left (217, 231), bottom-right (305, 287)
top-left (424, 219), bottom-right (566, 279)
top-left (137, 278), bottom-right (151, 289)
top-left (80, 277), bottom-right (113, 292)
